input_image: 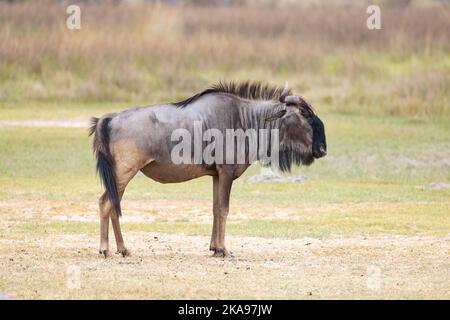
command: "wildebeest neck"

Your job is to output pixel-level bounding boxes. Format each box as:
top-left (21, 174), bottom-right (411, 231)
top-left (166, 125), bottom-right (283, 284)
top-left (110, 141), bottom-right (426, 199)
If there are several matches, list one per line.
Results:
top-left (237, 100), bottom-right (285, 131)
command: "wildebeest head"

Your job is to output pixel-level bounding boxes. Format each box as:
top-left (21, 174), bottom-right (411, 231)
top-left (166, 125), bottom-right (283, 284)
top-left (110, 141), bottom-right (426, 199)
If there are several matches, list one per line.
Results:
top-left (266, 85), bottom-right (327, 171)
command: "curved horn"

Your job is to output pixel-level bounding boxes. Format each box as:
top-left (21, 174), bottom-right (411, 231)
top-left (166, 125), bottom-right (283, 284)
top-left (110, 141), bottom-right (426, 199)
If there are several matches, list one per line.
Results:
top-left (279, 81), bottom-right (289, 102)
top-left (284, 95), bottom-right (300, 104)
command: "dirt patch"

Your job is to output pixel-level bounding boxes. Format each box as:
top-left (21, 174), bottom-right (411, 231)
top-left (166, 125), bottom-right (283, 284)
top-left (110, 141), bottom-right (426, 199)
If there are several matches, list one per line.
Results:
top-left (0, 199), bottom-right (301, 223)
top-left (0, 231), bottom-right (448, 299)
top-left (1, 199), bottom-right (448, 225)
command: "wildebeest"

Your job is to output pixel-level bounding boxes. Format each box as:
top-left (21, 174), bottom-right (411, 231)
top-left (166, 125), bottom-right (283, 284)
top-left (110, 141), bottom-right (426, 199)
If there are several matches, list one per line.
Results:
top-left (89, 81), bottom-right (327, 258)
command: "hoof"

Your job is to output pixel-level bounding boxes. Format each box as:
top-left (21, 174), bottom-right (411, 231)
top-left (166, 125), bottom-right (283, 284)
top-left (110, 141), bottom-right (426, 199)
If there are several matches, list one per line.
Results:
top-left (212, 248), bottom-right (231, 258)
top-left (116, 248), bottom-right (131, 257)
top-left (99, 249), bottom-right (110, 258)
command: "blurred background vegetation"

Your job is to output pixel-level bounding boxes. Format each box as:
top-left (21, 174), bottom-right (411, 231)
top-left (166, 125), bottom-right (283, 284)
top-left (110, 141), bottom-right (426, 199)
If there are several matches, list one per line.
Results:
top-left (0, 0), bottom-right (449, 118)
top-left (0, 0), bottom-right (449, 192)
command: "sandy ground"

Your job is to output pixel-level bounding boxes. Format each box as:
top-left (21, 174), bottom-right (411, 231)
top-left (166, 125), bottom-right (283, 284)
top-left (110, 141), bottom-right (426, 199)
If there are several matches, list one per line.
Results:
top-left (0, 231), bottom-right (449, 299)
top-left (0, 199), bottom-right (449, 299)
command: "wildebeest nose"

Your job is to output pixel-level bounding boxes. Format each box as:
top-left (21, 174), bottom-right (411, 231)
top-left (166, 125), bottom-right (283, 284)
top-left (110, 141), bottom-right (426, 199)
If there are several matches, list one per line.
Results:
top-left (313, 145), bottom-right (326, 158)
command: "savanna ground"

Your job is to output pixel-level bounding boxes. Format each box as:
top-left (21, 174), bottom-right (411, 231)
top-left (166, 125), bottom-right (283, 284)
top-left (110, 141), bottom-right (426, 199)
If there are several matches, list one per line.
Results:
top-left (0, 1), bottom-right (449, 299)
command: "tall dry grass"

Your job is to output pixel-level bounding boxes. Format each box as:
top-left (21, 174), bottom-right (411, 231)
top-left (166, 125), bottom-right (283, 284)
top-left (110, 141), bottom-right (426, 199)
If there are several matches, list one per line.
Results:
top-left (0, 1), bottom-right (449, 117)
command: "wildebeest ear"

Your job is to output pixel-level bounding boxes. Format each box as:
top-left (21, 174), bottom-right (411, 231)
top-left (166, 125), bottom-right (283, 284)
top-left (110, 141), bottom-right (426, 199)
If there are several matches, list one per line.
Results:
top-left (265, 109), bottom-right (287, 122)
top-left (300, 107), bottom-right (313, 118)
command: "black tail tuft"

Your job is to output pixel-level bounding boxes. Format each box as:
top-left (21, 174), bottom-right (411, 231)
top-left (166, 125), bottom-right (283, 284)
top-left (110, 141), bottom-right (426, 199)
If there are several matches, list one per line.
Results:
top-left (92, 117), bottom-right (121, 216)
top-left (96, 151), bottom-right (121, 216)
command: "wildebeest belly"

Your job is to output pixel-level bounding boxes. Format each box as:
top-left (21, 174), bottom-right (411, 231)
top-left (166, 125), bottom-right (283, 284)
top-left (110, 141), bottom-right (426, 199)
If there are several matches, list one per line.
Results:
top-left (140, 162), bottom-right (217, 183)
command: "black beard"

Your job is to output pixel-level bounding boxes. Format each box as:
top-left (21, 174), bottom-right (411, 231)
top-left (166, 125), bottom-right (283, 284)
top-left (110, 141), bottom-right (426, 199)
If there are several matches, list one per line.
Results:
top-left (277, 146), bottom-right (314, 172)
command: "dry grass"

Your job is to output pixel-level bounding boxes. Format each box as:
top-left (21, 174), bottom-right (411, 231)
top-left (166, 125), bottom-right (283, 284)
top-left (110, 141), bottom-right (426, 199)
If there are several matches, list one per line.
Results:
top-left (0, 2), bottom-right (449, 117)
top-left (2, 232), bottom-right (449, 299)
top-left (0, 198), bottom-right (449, 299)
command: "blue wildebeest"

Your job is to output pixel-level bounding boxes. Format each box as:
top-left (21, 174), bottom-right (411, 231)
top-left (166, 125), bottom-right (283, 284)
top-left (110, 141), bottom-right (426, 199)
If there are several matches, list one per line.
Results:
top-left (89, 81), bottom-right (327, 258)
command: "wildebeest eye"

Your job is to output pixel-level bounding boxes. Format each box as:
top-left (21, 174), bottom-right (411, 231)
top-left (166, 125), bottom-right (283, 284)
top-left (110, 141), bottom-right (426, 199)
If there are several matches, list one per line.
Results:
top-left (301, 109), bottom-right (312, 118)
top-left (299, 100), bottom-right (315, 118)
top-left (301, 108), bottom-right (314, 120)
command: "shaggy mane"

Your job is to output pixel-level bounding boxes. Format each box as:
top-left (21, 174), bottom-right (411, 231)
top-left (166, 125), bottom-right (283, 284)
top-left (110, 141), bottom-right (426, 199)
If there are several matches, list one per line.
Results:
top-left (174, 81), bottom-right (293, 108)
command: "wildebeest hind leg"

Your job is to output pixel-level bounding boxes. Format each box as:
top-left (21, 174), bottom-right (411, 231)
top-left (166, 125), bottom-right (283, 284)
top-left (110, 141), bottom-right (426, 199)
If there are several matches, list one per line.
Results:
top-left (110, 164), bottom-right (140, 257)
top-left (98, 192), bottom-right (111, 258)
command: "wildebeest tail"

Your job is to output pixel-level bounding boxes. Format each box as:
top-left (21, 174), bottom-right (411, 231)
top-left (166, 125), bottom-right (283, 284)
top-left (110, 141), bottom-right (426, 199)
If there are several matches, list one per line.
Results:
top-left (89, 116), bottom-right (121, 216)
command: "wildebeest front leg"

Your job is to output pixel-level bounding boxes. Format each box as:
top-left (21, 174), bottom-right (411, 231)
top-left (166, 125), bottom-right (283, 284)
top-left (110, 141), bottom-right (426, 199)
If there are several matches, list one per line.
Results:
top-left (212, 169), bottom-right (233, 258)
top-left (210, 176), bottom-right (220, 251)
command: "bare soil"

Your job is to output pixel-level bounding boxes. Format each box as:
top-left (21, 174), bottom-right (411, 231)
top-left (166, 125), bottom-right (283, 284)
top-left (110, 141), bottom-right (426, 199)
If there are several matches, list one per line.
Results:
top-left (0, 199), bottom-right (448, 299)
